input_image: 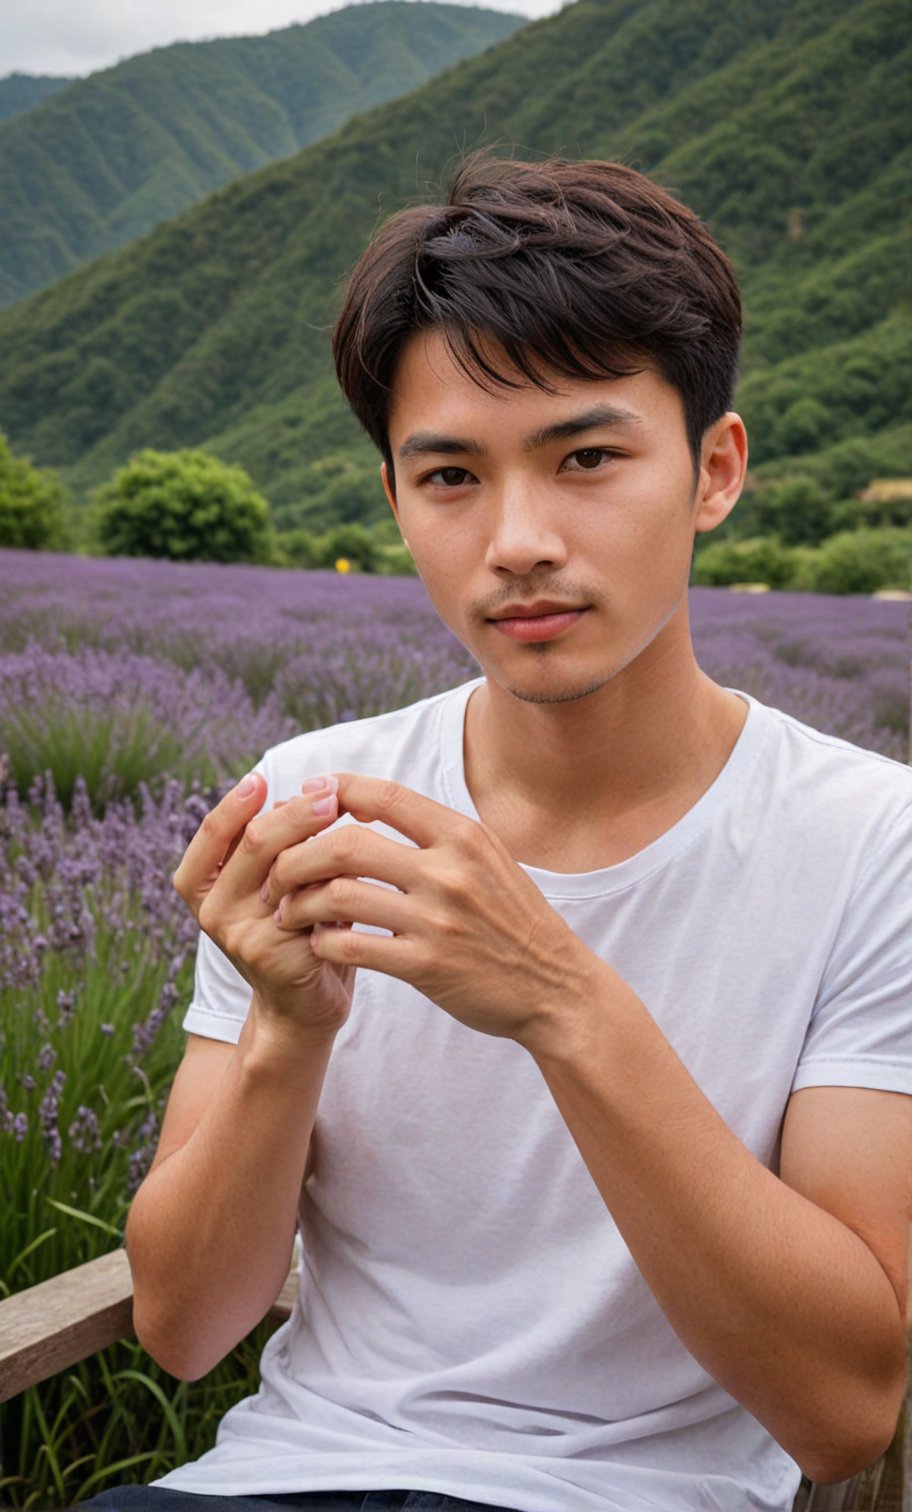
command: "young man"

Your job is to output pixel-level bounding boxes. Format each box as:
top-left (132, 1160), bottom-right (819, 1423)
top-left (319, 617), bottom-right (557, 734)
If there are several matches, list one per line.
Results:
top-left (102, 157), bottom-right (910, 1512)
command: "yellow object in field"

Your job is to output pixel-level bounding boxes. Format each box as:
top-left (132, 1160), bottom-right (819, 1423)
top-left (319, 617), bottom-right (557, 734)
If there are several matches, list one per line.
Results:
top-left (335, 558), bottom-right (351, 574)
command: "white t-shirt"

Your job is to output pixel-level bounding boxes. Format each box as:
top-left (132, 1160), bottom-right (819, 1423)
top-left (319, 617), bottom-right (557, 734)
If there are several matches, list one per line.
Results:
top-left (155, 679), bottom-right (912, 1512)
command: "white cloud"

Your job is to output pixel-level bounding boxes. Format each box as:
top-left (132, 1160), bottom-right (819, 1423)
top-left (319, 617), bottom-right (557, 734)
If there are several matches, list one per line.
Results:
top-left (1, 0), bottom-right (561, 78)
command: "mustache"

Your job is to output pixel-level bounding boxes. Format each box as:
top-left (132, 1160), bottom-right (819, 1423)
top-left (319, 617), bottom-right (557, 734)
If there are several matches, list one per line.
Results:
top-left (472, 579), bottom-right (599, 619)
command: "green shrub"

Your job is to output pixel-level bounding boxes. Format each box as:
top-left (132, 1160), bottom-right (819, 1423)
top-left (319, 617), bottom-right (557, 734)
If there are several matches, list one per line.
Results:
top-left (95, 450), bottom-right (276, 564)
top-left (276, 525), bottom-right (416, 575)
top-left (316, 523), bottom-right (380, 573)
top-left (802, 527), bottom-right (912, 594)
top-left (691, 535), bottom-right (797, 589)
top-left (0, 432), bottom-right (68, 549)
top-left (752, 476), bottom-right (841, 546)
top-left (376, 542), bottom-right (418, 576)
top-left (275, 527), bottom-right (323, 568)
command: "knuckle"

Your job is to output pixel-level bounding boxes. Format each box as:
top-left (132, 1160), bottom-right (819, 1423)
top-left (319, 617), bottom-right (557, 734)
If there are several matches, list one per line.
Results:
top-left (327, 876), bottom-right (355, 909)
top-left (439, 859), bottom-right (473, 903)
top-left (199, 812), bottom-right (221, 845)
top-left (434, 908), bottom-right (463, 941)
top-left (337, 929), bottom-right (361, 964)
top-left (240, 820), bottom-right (263, 855)
top-left (375, 778), bottom-right (403, 812)
top-left (458, 821), bottom-right (486, 859)
top-left (197, 896), bottom-right (218, 940)
top-left (219, 922), bottom-right (245, 962)
top-left (330, 827), bottom-right (361, 868)
top-left (410, 940), bottom-right (436, 978)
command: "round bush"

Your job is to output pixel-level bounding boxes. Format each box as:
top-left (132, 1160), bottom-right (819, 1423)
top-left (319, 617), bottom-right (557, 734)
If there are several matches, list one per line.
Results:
top-left (0, 432), bottom-right (67, 549)
top-left (95, 449), bottom-right (275, 564)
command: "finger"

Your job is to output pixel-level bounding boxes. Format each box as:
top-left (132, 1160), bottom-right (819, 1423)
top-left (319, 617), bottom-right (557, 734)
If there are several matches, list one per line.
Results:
top-left (173, 771), bottom-right (266, 909)
top-left (309, 921), bottom-right (409, 977)
top-left (267, 822), bottom-right (420, 906)
top-left (219, 785), bottom-right (341, 900)
top-left (275, 876), bottom-right (410, 935)
top-left (334, 773), bottom-right (469, 850)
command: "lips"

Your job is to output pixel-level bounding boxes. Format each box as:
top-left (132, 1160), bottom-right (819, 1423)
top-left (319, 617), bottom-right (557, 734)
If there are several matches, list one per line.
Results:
top-left (490, 601), bottom-right (584, 620)
top-left (488, 603), bottom-right (588, 643)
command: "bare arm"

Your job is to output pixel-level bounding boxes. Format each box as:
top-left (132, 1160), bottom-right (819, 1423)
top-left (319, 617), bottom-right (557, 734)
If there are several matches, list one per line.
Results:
top-left (126, 1017), bottom-right (335, 1380)
top-left (530, 993), bottom-right (911, 1484)
top-left (126, 771), bottom-right (354, 1380)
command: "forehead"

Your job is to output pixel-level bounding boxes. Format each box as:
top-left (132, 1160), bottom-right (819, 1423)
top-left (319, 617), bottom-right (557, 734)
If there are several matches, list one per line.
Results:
top-left (387, 330), bottom-right (684, 445)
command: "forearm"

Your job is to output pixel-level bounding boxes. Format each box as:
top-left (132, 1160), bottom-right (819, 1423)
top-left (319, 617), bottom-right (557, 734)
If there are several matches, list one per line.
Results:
top-left (126, 1004), bottom-right (336, 1380)
top-left (527, 967), bottom-right (906, 1482)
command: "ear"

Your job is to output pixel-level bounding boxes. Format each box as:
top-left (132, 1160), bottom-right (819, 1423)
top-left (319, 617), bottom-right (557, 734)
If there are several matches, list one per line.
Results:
top-left (693, 413), bottom-right (748, 535)
top-left (381, 462), bottom-right (411, 552)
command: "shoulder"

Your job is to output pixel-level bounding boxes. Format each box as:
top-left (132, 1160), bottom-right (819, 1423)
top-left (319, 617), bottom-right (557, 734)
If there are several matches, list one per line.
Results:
top-left (255, 677), bottom-right (481, 806)
top-left (745, 694), bottom-right (912, 849)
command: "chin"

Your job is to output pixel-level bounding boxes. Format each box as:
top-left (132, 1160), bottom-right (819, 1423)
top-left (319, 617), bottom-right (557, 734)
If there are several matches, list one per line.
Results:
top-left (492, 664), bottom-right (619, 707)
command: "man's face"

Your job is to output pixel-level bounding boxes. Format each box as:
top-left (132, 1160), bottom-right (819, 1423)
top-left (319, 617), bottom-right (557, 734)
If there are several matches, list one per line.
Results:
top-left (384, 331), bottom-right (732, 707)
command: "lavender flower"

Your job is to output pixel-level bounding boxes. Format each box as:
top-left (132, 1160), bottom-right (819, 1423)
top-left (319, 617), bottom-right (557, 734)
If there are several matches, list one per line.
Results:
top-left (68, 1105), bottom-right (103, 1154)
top-left (38, 1069), bottom-right (67, 1165)
top-left (0, 549), bottom-right (908, 1322)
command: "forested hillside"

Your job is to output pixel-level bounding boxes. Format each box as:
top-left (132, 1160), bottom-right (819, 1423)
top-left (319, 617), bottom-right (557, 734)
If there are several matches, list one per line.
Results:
top-left (0, 3), bottom-right (524, 306)
top-left (0, 0), bottom-right (907, 532)
top-left (0, 75), bottom-right (74, 125)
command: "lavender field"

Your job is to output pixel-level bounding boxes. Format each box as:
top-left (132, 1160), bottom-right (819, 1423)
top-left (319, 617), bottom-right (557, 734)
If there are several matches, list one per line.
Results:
top-left (0, 548), bottom-right (909, 1504)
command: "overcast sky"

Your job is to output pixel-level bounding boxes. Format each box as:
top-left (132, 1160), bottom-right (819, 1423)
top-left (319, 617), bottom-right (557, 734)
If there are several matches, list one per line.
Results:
top-left (2, 0), bottom-right (560, 78)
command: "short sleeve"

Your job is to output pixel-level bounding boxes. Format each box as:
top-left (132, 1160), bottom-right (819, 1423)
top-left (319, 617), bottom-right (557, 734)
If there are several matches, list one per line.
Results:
top-left (177, 728), bottom-right (339, 1043)
top-left (182, 927), bottom-right (252, 1045)
top-left (179, 749), bottom-right (273, 1045)
top-left (793, 800), bottom-right (912, 1095)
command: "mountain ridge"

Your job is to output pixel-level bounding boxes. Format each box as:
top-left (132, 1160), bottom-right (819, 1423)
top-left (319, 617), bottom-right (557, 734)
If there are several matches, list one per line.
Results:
top-left (0, 74), bottom-right (75, 125)
top-left (0, 2), bottom-right (525, 306)
top-left (0, 0), bottom-right (907, 528)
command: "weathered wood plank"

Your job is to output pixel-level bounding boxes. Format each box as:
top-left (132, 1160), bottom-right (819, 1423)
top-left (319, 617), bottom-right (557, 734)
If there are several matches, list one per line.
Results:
top-left (269, 1266), bottom-right (298, 1322)
top-left (0, 1248), bottom-right (133, 1402)
top-left (0, 1248), bottom-right (298, 1402)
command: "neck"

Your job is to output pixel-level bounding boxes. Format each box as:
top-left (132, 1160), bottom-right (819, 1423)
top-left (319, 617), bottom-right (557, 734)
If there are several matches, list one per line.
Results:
top-left (463, 621), bottom-right (747, 870)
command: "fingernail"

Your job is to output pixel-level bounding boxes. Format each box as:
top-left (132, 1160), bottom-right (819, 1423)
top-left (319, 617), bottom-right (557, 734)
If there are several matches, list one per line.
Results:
top-left (312, 793), bottom-right (337, 817)
top-left (260, 879), bottom-right (270, 903)
top-left (274, 902), bottom-right (284, 925)
top-left (236, 773), bottom-right (258, 798)
top-left (302, 775), bottom-right (339, 795)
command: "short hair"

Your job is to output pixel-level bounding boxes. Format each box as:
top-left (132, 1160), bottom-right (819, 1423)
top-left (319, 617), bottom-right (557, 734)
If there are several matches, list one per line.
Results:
top-left (332, 151), bottom-right (742, 475)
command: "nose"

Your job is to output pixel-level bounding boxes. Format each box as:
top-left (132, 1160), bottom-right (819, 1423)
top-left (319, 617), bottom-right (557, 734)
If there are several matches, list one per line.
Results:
top-left (483, 479), bottom-right (569, 577)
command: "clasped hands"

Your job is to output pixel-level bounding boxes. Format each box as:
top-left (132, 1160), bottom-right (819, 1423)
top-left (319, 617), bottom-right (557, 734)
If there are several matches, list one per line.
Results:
top-left (173, 769), bottom-right (601, 1051)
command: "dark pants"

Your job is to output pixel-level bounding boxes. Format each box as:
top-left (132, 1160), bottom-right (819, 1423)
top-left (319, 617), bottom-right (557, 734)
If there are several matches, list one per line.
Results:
top-left (73, 1490), bottom-right (520, 1512)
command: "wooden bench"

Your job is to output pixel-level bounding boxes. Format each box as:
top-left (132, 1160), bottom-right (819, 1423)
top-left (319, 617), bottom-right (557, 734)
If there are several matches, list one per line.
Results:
top-left (0, 1250), bottom-right (906, 1510)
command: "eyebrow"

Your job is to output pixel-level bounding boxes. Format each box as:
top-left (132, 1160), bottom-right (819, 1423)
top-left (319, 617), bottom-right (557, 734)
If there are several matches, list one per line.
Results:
top-left (397, 404), bottom-right (642, 462)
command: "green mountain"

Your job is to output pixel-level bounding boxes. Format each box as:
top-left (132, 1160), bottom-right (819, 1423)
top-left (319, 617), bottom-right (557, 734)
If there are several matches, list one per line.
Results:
top-left (0, 0), bottom-right (908, 532)
top-left (0, 74), bottom-right (75, 126)
top-left (0, 3), bottom-right (525, 306)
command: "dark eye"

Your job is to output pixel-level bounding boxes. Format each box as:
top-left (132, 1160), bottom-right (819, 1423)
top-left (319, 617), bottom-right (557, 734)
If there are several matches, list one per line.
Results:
top-left (432, 467), bottom-right (471, 486)
top-left (572, 449), bottom-right (606, 470)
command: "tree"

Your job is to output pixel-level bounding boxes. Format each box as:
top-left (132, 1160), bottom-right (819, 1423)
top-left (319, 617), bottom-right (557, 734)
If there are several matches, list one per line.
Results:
top-left (751, 476), bottom-right (839, 547)
top-left (95, 449), bottom-right (275, 563)
top-left (317, 523), bottom-right (379, 573)
top-left (0, 431), bottom-right (67, 549)
top-left (771, 397), bottom-right (833, 459)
